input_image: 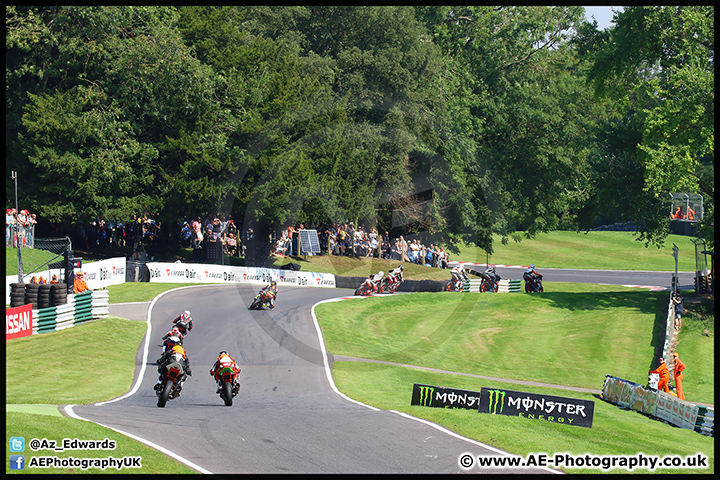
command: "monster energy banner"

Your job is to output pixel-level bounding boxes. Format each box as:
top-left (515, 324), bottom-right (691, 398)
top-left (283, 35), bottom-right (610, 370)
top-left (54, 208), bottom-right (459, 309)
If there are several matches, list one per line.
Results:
top-left (411, 383), bottom-right (482, 410)
top-left (480, 387), bottom-right (595, 428)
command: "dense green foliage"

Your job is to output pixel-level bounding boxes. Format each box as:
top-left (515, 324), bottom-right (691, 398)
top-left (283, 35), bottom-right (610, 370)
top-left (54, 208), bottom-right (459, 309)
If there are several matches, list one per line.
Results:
top-left (6, 6), bottom-right (714, 262)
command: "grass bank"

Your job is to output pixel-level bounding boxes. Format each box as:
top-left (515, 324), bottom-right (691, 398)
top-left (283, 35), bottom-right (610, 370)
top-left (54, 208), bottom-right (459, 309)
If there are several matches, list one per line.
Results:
top-left (5, 317), bottom-right (197, 474)
top-left (315, 284), bottom-right (714, 474)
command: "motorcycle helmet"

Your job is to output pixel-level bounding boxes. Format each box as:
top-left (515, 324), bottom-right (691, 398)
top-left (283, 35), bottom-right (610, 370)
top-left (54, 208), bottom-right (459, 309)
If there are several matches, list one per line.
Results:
top-left (271, 281), bottom-right (276, 287)
top-left (182, 310), bottom-right (191, 322)
top-left (530, 264), bottom-right (535, 269)
top-left (398, 265), bottom-right (404, 271)
top-left (219, 351), bottom-right (228, 357)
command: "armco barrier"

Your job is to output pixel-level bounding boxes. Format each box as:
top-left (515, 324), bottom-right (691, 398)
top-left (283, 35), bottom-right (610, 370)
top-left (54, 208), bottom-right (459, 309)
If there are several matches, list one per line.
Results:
top-left (602, 374), bottom-right (714, 437)
top-left (31, 289), bottom-right (109, 335)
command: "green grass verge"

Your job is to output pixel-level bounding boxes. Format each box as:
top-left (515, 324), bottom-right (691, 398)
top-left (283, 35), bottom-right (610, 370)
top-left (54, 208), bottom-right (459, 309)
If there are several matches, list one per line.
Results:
top-left (6, 411), bottom-right (197, 474)
top-left (5, 316), bottom-right (196, 474)
top-left (316, 284), bottom-right (714, 404)
top-left (460, 231), bottom-right (699, 271)
top-left (330, 362), bottom-right (714, 474)
top-left (105, 282), bottom-right (201, 304)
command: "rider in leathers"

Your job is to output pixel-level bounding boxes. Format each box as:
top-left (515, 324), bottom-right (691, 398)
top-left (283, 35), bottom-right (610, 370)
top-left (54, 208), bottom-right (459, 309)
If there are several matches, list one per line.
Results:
top-left (154, 338), bottom-right (192, 395)
top-left (259, 281), bottom-right (278, 308)
top-left (210, 351), bottom-right (242, 395)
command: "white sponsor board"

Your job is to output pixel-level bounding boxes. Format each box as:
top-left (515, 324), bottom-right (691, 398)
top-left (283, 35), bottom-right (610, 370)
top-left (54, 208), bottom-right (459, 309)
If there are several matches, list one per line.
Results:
top-left (146, 262), bottom-right (336, 288)
top-left (5, 257), bottom-right (126, 304)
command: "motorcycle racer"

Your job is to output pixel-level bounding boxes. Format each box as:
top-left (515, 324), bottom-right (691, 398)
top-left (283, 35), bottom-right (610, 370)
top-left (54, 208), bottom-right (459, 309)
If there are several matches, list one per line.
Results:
top-left (450, 264), bottom-right (469, 290)
top-left (172, 310), bottom-right (193, 335)
top-left (154, 337), bottom-right (192, 394)
top-left (260, 280), bottom-right (278, 308)
top-left (482, 264), bottom-right (500, 292)
top-left (523, 264), bottom-right (543, 292)
top-left (162, 326), bottom-right (184, 351)
top-left (210, 351), bottom-right (242, 395)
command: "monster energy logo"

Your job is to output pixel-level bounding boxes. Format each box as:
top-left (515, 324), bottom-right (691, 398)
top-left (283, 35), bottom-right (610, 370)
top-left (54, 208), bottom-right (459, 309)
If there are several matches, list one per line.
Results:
top-left (418, 385), bottom-right (435, 406)
top-left (487, 389), bottom-right (506, 414)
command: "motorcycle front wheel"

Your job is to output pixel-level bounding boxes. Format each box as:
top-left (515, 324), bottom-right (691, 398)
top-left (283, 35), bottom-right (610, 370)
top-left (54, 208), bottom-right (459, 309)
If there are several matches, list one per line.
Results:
top-left (249, 297), bottom-right (261, 310)
top-left (157, 381), bottom-right (173, 408)
top-left (354, 285), bottom-right (368, 296)
top-left (444, 280), bottom-right (454, 292)
top-left (222, 381), bottom-right (233, 406)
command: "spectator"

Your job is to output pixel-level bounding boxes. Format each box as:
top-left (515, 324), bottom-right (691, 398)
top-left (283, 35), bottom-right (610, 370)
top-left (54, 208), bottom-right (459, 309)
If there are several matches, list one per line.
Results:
top-left (687, 207), bottom-right (695, 220)
top-left (368, 229), bottom-right (378, 257)
top-left (399, 235), bottom-right (409, 262)
top-left (206, 224), bottom-right (216, 242)
top-left (672, 352), bottom-right (686, 400)
top-left (672, 293), bottom-right (684, 330)
top-left (273, 236), bottom-right (287, 257)
top-left (286, 224), bottom-right (295, 256)
top-left (225, 232), bottom-right (238, 256)
top-left (6, 208), bottom-right (16, 246)
top-left (336, 225), bottom-right (348, 256)
top-left (345, 222), bottom-right (355, 256)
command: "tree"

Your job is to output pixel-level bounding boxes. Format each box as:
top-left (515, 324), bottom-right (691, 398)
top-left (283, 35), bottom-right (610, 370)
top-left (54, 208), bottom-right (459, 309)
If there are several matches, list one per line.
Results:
top-left (584, 6), bottom-right (714, 247)
top-left (417, 6), bottom-right (597, 252)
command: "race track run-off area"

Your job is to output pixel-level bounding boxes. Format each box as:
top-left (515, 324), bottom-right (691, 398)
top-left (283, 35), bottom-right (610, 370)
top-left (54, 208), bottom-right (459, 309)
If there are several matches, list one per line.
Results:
top-left (68, 284), bottom-right (557, 474)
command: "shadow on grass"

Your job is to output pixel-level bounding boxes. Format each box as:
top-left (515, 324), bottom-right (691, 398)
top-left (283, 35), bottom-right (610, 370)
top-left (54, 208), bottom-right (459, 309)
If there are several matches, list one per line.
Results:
top-left (539, 290), bottom-right (665, 315)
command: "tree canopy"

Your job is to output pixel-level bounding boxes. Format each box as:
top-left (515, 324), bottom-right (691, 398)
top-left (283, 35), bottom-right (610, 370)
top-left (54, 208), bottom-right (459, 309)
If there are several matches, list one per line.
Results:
top-left (5, 5), bottom-right (714, 262)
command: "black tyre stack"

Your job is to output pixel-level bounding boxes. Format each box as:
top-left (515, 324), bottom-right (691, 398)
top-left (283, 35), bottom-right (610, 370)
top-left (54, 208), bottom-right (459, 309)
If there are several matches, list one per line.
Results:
top-left (51, 283), bottom-right (68, 306)
top-left (10, 283), bottom-right (26, 308)
top-left (24, 282), bottom-right (40, 309)
top-left (38, 284), bottom-right (52, 309)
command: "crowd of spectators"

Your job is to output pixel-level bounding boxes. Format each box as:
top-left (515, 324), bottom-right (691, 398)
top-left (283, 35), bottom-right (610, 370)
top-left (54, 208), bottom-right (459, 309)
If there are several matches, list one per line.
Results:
top-left (272, 222), bottom-right (450, 268)
top-left (181, 214), bottom-right (244, 257)
top-left (72, 213), bottom-right (161, 258)
top-left (6, 207), bottom-right (37, 248)
top-left (9, 204), bottom-right (451, 269)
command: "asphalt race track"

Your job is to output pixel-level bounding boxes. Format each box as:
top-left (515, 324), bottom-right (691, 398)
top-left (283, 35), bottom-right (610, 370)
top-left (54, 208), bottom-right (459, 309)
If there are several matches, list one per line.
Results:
top-left (69, 284), bottom-right (556, 474)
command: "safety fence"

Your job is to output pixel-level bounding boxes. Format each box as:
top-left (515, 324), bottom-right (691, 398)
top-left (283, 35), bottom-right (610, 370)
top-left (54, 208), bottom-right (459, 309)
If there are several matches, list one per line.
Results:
top-left (602, 375), bottom-right (714, 437)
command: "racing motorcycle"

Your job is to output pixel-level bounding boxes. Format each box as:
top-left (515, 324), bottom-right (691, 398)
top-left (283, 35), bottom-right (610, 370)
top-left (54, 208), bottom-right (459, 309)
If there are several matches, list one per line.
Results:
top-left (524, 272), bottom-right (544, 293)
top-left (156, 355), bottom-right (188, 408)
top-left (355, 274), bottom-right (383, 296)
top-left (378, 270), bottom-right (403, 294)
top-left (214, 366), bottom-right (241, 407)
top-left (444, 271), bottom-right (469, 292)
top-left (480, 270), bottom-right (501, 293)
top-left (249, 288), bottom-right (276, 310)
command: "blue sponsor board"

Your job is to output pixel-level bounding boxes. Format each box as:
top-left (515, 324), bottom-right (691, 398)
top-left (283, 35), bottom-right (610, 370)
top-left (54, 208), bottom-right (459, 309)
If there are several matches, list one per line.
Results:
top-left (480, 387), bottom-right (594, 428)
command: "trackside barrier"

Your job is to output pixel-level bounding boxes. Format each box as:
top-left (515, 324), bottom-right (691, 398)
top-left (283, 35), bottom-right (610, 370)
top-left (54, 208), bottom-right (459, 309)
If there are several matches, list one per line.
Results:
top-left (602, 374), bottom-right (714, 437)
top-left (145, 262), bottom-right (336, 288)
top-left (32, 290), bottom-right (109, 335)
top-left (465, 279), bottom-right (522, 293)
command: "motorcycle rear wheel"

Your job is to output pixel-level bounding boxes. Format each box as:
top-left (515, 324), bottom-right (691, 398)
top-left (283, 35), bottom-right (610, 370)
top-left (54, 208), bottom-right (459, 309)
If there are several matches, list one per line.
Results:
top-left (157, 381), bottom-right (173, 408)
top-left (222, 381), bottom-right (233, 406)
